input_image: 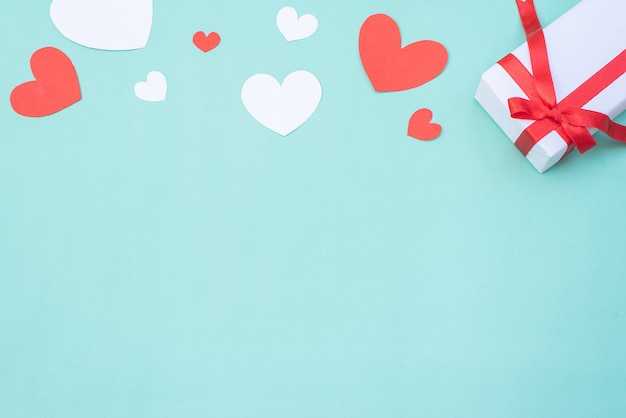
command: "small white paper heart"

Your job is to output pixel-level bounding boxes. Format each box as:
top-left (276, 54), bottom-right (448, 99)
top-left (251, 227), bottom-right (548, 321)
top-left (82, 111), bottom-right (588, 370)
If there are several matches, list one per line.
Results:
top-left (134, 71), bottom-right (167, 102)
top-left (276, 7), bottom-right (318, 42)
top-left (50, 0), bottom-right (153, 50)
top-left (241, 71), bottom-right (322, 136)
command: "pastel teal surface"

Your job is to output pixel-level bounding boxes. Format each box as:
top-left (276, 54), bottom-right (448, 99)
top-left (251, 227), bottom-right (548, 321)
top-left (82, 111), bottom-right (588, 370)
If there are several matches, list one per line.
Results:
top-left (1, 1), bottom-right (625, 417)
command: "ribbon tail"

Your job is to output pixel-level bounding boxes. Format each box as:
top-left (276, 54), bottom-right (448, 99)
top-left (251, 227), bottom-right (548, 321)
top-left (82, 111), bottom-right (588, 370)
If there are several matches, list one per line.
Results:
top-left (563, 109), bottom-right (626, 153)
top-left (561, 125), bottom-right (596, 153)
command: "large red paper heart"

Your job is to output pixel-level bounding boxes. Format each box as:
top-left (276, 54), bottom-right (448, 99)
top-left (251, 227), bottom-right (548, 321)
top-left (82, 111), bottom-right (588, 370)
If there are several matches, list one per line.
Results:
top-left (359, 14), bottom-right (448, 92)
top-left (10, 47), bottom-right (81, 117)
top-left (193, 31), bottom-right (221, 53)
top-left (408, 108), bottom-right (441, 141)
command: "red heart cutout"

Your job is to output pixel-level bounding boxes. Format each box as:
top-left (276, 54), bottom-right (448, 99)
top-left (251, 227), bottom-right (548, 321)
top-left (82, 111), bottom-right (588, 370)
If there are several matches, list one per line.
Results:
top-left (10, 47), bottom-right (81, 117)
top-left (193, 31), bottom-right (221, 53)
top-left (359, 14), bottom-right (448, 92)
top-left (408, 109), bottom-right (441, 141)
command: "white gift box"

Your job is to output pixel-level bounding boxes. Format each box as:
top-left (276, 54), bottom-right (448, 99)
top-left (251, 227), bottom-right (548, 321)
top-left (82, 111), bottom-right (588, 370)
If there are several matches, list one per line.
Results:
top-left (475, 0), bottom-right (626, 173)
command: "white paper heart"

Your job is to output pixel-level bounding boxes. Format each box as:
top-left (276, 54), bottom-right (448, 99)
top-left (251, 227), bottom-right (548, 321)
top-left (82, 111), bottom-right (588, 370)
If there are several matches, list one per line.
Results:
top-left (276, 7), bottom-right (318, 42)
top-left (241, 71), bottom-right (322, 136)
top-left (50, 0), bottom-right (153, 50)
top-left (134, 71), bottom-right (167, 102)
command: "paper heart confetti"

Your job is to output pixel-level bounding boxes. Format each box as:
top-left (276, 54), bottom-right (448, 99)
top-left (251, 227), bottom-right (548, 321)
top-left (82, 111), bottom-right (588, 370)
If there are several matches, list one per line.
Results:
top-left (193, 31), bottom-right (221, 52)
top-left (359, 14), bottom-right (448, 92)
top-left (10, 47), bottom-right (81, 117)
top-left (407, 109), bottom-right (441, 141)
top-left (276, 6), bottom-right (318, 42)
top-left (50, 0), bottom-right (153, 50)
top-left (134, 71), bottom-right (167, 102)
top-left (241, 71), bottom-right (322, 136)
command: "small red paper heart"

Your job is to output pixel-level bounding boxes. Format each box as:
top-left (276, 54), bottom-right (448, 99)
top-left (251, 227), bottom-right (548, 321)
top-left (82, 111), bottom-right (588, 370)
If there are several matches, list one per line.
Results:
top-left (408, 109), bottom-right (441, 141)
top-left (359, 14), bottom-right (448, 92)
top-left (10, 47), bottom-right (81, 117)
top-left (193, 31), bottom-right (221, 53)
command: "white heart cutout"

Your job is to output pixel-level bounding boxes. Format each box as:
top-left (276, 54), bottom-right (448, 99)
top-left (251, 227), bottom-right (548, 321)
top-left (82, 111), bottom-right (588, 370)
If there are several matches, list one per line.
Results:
top-left (134, 71), bottom-right (167, 102)
top-left (50, 0), bottom-right (153, 50)
top-left (241, 71), bottom-right (322, 136)
top-left (276, 7), bottom-right (318, 42)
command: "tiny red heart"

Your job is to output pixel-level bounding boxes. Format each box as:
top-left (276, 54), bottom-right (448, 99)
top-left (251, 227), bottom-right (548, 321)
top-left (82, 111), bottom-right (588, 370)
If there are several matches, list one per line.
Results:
top-left (193, 31), bottom-right (221, 53)
top-left (10, 47), bottom-right (81, 117)
top-left (359, 14), bottom-right (448, 92)
top-left (407, 109), bottom-right (441, 141)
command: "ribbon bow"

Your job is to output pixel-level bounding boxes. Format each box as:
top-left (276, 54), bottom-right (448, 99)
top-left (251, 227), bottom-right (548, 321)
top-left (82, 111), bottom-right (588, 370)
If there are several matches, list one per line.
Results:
top-left (498, 0), bottom-right (626, 157)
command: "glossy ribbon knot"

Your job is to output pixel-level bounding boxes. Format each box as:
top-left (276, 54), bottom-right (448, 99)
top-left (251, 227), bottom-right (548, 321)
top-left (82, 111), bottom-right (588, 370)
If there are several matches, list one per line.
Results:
top-left (508, 96), bottom-right (625, 153)
top-left (498, 0), bottom-right (626, 157)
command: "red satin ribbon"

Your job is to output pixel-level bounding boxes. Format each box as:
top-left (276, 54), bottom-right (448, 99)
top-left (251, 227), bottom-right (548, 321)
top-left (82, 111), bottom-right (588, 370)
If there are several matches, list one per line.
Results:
top-left (498, 0), bottom-right (626, 157)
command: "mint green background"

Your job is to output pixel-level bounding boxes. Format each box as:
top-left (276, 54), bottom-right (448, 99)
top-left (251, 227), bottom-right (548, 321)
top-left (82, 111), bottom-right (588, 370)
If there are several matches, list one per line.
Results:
top-left (2, 1), bottom-right (626, 417)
